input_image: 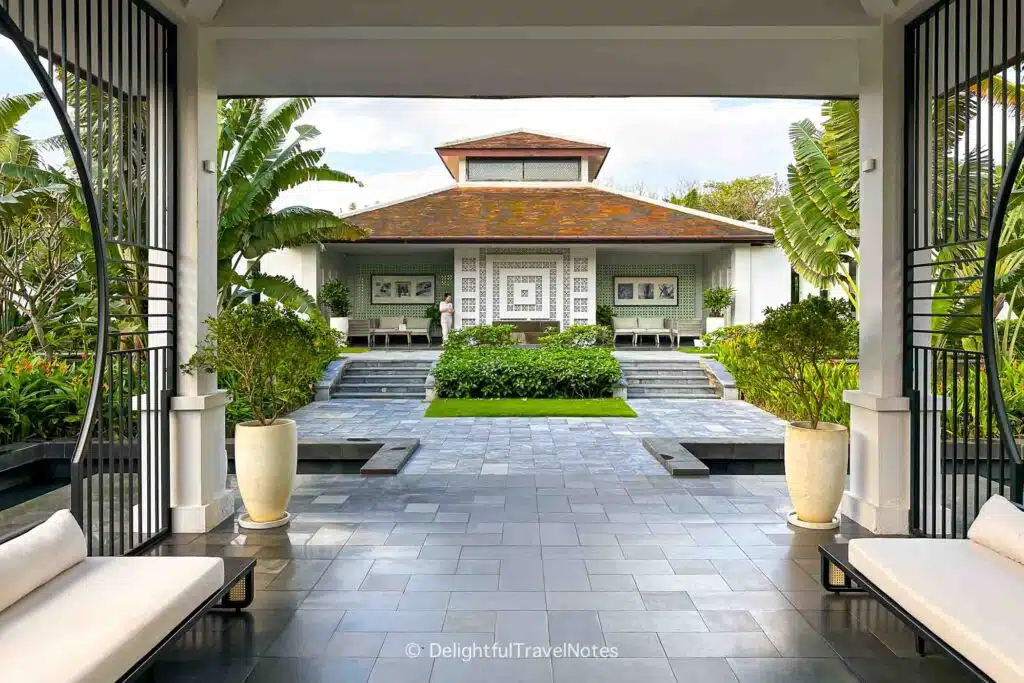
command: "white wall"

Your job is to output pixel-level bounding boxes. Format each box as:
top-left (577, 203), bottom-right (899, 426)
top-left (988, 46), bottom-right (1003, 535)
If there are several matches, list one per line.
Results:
top-left (749, 245), bottom-right (793, 323)
top-left (260, 246), bottom-right (322, 303)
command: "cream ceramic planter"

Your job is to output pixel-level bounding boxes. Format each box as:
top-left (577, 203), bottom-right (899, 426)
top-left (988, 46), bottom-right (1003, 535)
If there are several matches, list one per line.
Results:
top-left (784, 421), bottom-right (849, 529)
top-left (234, 418), bottom-right (297, 529)
top-left (330, 316), bottom-right (349, 335)
top-left (705, 317), bottom-right (726, 334)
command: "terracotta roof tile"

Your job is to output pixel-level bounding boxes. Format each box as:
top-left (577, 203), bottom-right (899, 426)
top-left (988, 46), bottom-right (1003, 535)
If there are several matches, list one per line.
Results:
top-left (437, 131), bottom-right (607, 151)
top-left (337, 186), bottom-right (773, 243)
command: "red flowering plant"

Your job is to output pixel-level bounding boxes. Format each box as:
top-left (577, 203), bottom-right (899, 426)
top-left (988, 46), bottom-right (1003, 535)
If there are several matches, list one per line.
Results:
top-left (0, 349), bottom-right (93, 445)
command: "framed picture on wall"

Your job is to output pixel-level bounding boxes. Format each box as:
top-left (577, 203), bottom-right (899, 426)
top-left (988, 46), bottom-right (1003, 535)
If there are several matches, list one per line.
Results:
top-left (371, 275), bottom-right (436, 305)
top-left (613, 276), bottom-right (678, 307)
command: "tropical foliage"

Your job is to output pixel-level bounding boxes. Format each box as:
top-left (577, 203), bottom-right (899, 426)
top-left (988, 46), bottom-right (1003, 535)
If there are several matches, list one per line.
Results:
top-left (0, 350), bottom-right (93, 445)
top-left (775, 100), bottom-right (861, 309)
top-left (668, 175), bottom-right (784, 228)
top-left (216, 98), bottom-right (365, 313)
top-left (702, 287), bottom-right (734, 317)
top-left (185, 302), bottom-right (341, 426)
top-left (318, 279), bottom-right (351, 317)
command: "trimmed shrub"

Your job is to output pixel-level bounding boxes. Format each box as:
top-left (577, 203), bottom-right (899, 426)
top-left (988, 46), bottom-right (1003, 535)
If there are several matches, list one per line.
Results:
top-left (433, 347), bottom-right (621, 399)
top-left (444, 324), bottom-right (519, 350)
top-left (540, 324), bottom-right (613, 348)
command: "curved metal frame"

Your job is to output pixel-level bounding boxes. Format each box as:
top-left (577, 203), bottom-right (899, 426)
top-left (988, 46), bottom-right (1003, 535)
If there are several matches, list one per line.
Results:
top-left (981, 128), bottom-right (1024, 468)
top-left (0, 5), bottom-right (109, 527)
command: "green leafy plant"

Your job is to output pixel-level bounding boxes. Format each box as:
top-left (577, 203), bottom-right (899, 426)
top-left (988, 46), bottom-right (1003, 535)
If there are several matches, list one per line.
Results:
top-left (443, 324), bottom-right (519, 351)
top-left (424, 303), bottom-right (442, 334)
top-left (319, 279), bottom-right (350, 317)
top-left (702, 287), bottom-right (735, 317)
top-left (540, 324), bottom-right (613, 349)
top-left (596, 304), bottom-right (614, 329)
top-left (433, 347), bottom-right (621, 399)
top-left (705, 322), bottom-right (857, 428)
top-left (756, 295), bottom-right (857, 428)
top-left (0, 351), bottom-right (93, 445)
top-left (184, 302), bottom-right (340, 426)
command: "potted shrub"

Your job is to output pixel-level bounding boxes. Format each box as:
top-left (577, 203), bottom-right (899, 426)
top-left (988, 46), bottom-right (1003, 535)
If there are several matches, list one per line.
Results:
top-left (702, 287), bottom-right (734, 334)
top-left (319, 279), bottom-right (350, 335)
top-left (758, 295), bottom-right (855, 529)
top-left (186, 302), bottom-right (339, 529)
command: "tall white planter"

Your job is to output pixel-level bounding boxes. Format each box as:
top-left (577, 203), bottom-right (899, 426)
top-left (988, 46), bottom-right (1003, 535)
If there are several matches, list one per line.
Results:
top-left (784, 421), bottom-right (849, 529)
top-left (705, 317), bottom-right (726, 334)
top-left (234, 418), bottom-right (297, 529)
top-left (330, 317), bottom-right (349, 335)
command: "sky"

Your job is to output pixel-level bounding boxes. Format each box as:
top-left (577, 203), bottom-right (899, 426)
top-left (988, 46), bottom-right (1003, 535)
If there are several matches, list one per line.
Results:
top-left (0, 36), bottom-right (825, 212)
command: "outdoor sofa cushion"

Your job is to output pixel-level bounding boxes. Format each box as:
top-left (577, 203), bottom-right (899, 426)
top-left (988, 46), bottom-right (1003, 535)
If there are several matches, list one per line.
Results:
top-left (637, 318), bottom-right (669, 331)
top-left (0, 554), bottom-right (224, 683)
top-left (0, 509), bottom-right (86, 612)
top-left (849, 537), bottom-right (1024, 683)
top-left (612, 317), bottom-right (638, 330)
top-left (968, 495), bottom-right (1024, 565)
top-left (376, 316), bottom-right (404, 330)
top-left (405, 317), bottom-right (431, 331)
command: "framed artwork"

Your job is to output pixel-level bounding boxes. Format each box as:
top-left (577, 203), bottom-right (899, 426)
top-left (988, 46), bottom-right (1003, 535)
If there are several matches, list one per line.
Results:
top-left (371, 275), bottom-right (435, 305)
top-left (613, 276), bottom-right (678, 306)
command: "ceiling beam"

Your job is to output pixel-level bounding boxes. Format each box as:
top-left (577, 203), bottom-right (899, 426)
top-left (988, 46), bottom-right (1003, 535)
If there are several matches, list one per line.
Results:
top-left (179, 0), bottom-right (226, 22)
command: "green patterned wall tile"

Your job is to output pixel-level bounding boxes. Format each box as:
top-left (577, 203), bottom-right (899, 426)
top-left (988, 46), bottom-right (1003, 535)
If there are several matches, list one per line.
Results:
top-left (344, 253), bottom-right (454, 319)
top-left (596, 262), bottom-right (697, 320)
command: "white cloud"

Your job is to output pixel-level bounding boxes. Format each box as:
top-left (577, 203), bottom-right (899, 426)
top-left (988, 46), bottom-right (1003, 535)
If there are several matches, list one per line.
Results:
top-left (294, 97), bottom-right (824, 202)
top-left (277, 165), bottom-right (454, 213)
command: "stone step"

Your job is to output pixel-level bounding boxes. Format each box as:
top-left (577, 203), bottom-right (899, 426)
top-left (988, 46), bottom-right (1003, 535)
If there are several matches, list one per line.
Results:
top-left (618, 363), bottom-right (701, 370)
top-left (337, 379), bottom-right (426, 388)
top-left (344, 367), bottom-right (432, 376)
top-left (625, 377), bottom-right (711, 387)
top-left (331, 392), bottom-right (426, 399)
top-left (332, 387), bottom-right (427, 398)
top-left (341, 374), bottom-right (431, 384)
top-left (346, 362), bottom-right (434, 370)
top-left (627, 386), bottom-right (718, 398)
top-left (620, 370), bottom-right (707, 378)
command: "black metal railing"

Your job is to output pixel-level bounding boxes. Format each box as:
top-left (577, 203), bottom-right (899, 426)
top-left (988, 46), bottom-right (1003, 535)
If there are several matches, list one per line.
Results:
top-left (0, 0), bottom-right (177, 555)
top-left (905, 0), bottom-right (1024, 538)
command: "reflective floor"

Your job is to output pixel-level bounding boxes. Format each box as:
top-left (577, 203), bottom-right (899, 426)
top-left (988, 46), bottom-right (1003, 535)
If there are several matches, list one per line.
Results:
top-left (149, 471), bottom-right (975, 683)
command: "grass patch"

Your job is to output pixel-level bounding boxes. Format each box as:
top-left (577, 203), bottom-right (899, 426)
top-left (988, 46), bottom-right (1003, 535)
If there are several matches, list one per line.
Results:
top-left (339, 347), bottom-right (371, 354)
top-left (678, 346), bottom-right (713, 356)
top-left (425, 398), bottom-right (637, 418)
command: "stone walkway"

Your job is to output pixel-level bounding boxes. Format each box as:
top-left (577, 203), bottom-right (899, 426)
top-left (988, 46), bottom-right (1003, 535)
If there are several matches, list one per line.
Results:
top-left (290, 399), bottom-right (786, 478)
top-left (148, 398), bottom-right (973, 683)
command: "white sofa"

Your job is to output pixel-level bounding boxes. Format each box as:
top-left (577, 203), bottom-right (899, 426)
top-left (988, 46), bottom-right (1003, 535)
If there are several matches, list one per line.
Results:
top-left (845, 496), bottom-right (1024, 683)
top-left (0, 511), bottom-right (227, 683)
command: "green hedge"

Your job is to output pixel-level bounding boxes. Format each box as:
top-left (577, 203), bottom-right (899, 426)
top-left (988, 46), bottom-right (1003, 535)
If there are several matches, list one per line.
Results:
top-left (539, 324), bottom-right (613, 348)
top-left (444, 324), bottom-right (518, 351)
top-left (433, 347), bottom-right (621, 399)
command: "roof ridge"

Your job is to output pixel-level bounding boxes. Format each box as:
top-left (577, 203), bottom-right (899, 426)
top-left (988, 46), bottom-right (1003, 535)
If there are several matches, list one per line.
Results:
top-left (436, 128), bottom-right (608, 149)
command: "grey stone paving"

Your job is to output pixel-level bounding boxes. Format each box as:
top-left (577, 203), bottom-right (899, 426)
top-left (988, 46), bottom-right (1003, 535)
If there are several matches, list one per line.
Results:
top-left (149, 398), bottom-right (973, 683)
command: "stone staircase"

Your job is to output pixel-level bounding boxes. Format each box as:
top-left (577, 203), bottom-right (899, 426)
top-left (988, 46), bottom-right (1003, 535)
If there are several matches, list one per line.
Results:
top-left (618, 358), bottom-right (718, 399)
top-left (331, 359), bottom-right (432, 399)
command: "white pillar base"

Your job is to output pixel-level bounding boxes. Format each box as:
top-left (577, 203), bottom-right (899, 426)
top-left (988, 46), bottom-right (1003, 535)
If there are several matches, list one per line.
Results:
top-left (170, 390), bottom-right (235, 533)
top-left (842, 390), bottom-right (911, 534)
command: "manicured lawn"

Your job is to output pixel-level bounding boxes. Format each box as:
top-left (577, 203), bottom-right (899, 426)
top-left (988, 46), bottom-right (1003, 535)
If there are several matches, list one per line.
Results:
top-left (339, 347), bottom-right (371, 354)
top-left (425, 398), bottom-right (637, 418)
top-left (678, 346), bottom-right (713, 355)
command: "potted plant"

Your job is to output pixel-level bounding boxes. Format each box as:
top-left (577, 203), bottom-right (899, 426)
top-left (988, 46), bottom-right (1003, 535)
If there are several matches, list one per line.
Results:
top-left (702, 287), bottom-right (734, 334)
top-left (319, 279), bottom-right (350, 335)
top-left (425, 303), bottom-right (442, 342)
top-left (758, 295), bottom-right (855, 529)
top-left (185, 302), bottom-right (339, 529)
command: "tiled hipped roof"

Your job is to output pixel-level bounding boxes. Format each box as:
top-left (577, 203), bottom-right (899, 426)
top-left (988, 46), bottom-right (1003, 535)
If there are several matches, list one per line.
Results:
top-left (436, 131), bottom-right (606, 151)
top-left (337, 186), bottom-right (774, 243)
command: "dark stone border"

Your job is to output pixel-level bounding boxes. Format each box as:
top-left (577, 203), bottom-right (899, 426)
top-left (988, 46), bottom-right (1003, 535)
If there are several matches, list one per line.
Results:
top-left (642, 439), bottom-right (709, 477)
top-left (643, 436), bottom-right (786, 476)
top-left (225, 438), bottom-right (418, 475)
top-left (315, 359), bottom-right (351, 401)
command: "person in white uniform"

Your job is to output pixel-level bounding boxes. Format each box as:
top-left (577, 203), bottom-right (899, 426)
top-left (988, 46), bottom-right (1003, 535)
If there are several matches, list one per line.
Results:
top-left (439, 293), bottom-right (455, 344)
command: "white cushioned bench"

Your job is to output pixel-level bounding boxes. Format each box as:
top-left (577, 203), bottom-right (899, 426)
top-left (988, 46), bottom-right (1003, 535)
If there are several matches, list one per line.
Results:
top-left (822, 495), bottom-right (1024, 683)
top-left (849, 538), bottom-right (1024, 683)
top-left (0, 510), bottom-right (252, 683)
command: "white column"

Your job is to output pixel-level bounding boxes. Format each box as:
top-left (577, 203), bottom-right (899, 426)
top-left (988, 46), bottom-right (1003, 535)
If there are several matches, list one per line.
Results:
top-left (171, 23), bottom-right (234, 533)
top-left (731, 245), bottom-right (752, 324)
top-left (842, 24), bottom-right (911, 534)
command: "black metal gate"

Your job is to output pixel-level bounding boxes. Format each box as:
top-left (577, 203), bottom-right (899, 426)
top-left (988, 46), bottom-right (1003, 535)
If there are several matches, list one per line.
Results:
top-left (0, 0), bottom-right (177, 555)
top-left (905, 0), bottom-right (1024, 537)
